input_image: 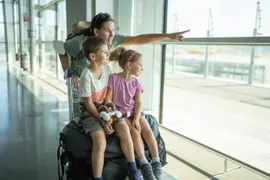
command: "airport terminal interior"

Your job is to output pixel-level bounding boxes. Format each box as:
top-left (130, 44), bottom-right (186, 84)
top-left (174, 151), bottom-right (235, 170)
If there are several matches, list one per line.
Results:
top-left (0, 0), bottom-right (270, 179)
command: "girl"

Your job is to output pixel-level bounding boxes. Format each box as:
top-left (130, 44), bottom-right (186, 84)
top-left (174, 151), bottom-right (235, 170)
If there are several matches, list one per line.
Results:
top-left (105, 48), bottom-right (162, 180)
top-left (79, 36), bottom-right (141, 180)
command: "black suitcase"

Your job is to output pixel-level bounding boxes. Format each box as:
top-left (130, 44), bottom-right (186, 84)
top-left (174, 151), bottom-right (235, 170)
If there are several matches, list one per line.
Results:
top-left (57, 114), bottom-right (167, 180)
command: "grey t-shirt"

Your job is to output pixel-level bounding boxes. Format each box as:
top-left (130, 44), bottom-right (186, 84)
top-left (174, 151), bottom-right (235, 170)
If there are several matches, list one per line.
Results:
top-left (64, 34), bottom-right (125, 77)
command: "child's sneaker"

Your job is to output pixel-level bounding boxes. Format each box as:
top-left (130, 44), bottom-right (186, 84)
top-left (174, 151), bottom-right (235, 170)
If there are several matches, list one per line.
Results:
top-left (128, 169), bottom-right (142, 180)
top-left (141, 163), bottom-right (156, 180)
top-left (151, 161), bottom-right (162, 180)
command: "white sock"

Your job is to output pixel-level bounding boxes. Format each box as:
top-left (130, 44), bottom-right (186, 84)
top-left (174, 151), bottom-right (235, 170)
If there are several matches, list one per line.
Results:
top-left (139, 157), bottom-right (149, 166)
top-left (151, 157), bottom-right (160, 163)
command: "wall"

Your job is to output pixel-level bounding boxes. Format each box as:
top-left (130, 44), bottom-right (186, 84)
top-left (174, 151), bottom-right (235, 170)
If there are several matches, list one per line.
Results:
top-left (66, 0), bottom-right (93, 34)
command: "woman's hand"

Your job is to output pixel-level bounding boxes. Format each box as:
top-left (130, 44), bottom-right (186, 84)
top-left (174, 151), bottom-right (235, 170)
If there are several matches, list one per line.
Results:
top-left (132, 120), bottom-right (141, 133)
top-left (168, 30), bottom-right (190, 41)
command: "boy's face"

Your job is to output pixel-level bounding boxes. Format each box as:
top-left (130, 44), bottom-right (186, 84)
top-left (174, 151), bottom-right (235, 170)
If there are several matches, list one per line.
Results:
top-left (89, 45), bottom-right (110, 65)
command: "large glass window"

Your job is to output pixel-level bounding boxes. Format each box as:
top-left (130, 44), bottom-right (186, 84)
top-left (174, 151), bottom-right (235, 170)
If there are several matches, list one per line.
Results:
top-left (13, 2), bottom-right (19, 53)
top-left (0, 23), bottom-right (5, 42)
top-left (57, 1), bottom-right (67, 41)
top-left (167, 0), bottom-right (270, 37)
top-left (162, 0), bottom-right (270, 174)
top-left (117, 0), bottom-right (164, 117)
top-left (0, 2), bottom-right (5, 60)
top-left (40, 7), bottom-right (56, 41)
top-left (0, 3), bottom-right (3, 23)
top-left (40, 5), bottom-right (57, 76)
top-left (166, 0), bottom-right (270, 86)
top-left (40, 0), bottom-right (53, 5)
top-left (165, 45), bottom-right (270, 85)
top-left (33, 0), bottom-right (67, 78)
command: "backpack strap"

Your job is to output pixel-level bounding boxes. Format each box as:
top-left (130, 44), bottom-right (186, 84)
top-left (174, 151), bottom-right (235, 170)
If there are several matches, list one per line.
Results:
top-left (66, 33), bottom-right (78, 41)
top-left (57, 138), bottom-right (65, 180)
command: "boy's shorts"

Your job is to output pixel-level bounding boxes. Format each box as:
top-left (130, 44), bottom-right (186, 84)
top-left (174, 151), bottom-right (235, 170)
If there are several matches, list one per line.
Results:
top-left (77, 103), bottom-right (124, 136)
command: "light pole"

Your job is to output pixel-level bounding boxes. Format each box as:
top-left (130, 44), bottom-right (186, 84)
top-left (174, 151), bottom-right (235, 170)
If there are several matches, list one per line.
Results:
top-left (248, 1), bottom-right (262, 84)
top-left (204, 8), bottom-right (214, 78)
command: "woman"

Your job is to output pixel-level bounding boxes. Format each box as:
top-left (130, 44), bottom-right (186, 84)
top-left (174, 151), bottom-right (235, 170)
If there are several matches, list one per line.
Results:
top-left (59, 12), bottom-right (190, 77)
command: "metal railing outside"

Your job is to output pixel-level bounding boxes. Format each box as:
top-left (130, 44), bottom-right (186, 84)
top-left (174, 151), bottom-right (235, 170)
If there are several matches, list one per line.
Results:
top-left (156, 36), bottom-right (270, 46)
top-left (160, 125), bottom-right (270, 179)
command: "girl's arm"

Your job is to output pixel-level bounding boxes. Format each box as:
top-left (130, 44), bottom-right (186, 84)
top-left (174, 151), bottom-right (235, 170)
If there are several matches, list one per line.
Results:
top-left (133, 92), bottom-right (143, 123)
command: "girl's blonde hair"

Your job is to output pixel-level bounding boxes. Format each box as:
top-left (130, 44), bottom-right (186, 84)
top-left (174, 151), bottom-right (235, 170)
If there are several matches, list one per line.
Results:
top-left (110, 47), bottom-right (141, 69)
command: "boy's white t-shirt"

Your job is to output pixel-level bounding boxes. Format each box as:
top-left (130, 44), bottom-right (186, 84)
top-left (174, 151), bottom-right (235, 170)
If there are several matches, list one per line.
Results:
top-left (79, 64), bottom-right (111, 103)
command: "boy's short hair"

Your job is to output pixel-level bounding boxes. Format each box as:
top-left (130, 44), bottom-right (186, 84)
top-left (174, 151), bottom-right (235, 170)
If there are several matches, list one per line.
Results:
top-left (82, 36), bottom-right (107, 60)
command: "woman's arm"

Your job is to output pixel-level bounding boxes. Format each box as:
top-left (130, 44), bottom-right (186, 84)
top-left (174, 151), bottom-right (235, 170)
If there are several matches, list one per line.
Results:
top-left (58, 53), bottom-right (70, 71)
top-left (121, 30), bottom-right (190, 46)
top-left (82, 96), bottom-right (100, 119)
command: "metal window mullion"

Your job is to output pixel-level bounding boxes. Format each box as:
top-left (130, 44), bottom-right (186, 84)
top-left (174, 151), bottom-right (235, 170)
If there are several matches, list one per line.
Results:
top-left (2, 1), bottom-right (9, 62)
top-left (55, 3), bottom-right (60, 79)
top-left (158, 0), bottom-right (168, 125)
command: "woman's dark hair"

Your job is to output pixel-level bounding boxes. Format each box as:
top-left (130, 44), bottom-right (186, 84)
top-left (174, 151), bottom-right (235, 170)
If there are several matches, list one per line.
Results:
top-left (81, 13), bottom-right (114, 37)
top-left (110, 47), bottom-right (141, 69)
top-left (82, 36), bottom-right (107, 60)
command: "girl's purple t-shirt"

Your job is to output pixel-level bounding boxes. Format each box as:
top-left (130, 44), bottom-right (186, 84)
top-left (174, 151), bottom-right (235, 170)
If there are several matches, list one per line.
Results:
top-left (108, 73), bottom-right (144, 115)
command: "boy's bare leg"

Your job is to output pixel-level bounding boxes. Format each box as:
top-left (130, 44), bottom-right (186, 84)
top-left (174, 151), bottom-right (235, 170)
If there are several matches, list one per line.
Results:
top-left (90, 130), bottom-right (106, 178)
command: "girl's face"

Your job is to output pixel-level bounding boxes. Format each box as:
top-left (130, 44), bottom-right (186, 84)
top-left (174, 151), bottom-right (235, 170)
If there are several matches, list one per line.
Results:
top-left (129, 56), bottom-right (143, 76)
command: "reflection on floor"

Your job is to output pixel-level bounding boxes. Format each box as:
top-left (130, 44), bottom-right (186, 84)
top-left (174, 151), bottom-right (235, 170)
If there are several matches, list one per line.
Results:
top-left (0, 62), bottom-right (68, 180)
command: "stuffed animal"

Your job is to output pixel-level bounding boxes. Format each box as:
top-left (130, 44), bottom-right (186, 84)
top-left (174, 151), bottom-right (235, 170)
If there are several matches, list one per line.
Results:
top-left (98, 103), bottom-right (130, 125)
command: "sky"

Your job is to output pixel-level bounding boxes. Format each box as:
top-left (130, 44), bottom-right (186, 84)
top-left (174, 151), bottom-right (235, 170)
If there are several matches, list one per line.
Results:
top-left (1, 0), bottom-right (269, 39)
top-left (167, 0), bottom-right (270, 37)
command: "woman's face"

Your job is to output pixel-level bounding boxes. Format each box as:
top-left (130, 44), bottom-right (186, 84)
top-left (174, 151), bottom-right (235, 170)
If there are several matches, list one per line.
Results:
top-left (94, 21), bottom-right (115, 47)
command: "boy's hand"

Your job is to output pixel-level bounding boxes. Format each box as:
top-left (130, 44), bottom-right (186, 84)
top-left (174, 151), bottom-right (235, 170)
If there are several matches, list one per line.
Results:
top-left (100, 120), bottom-right (115, 135)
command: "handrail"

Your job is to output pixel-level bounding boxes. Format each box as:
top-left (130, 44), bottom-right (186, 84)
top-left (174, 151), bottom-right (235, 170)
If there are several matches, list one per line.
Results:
top-left (160, 125), bottom-right (270, 179)
top-left (155, 36), bottom-right (270, 46)
top-left (35, 0), bottom-right (64, 12)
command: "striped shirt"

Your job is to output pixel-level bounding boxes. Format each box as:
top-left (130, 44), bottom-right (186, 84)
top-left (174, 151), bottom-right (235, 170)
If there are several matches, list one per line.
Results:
top-left (79, 65), bottom-right (111, 103)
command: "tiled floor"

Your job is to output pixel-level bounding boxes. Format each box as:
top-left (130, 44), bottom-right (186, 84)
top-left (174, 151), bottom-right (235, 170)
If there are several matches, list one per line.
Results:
top-left (0, 62), bottom-right (68, 180)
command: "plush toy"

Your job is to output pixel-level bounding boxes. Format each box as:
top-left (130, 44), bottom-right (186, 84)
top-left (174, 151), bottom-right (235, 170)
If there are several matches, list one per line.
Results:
top-left (98, 103), bottom-right (130, 125)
